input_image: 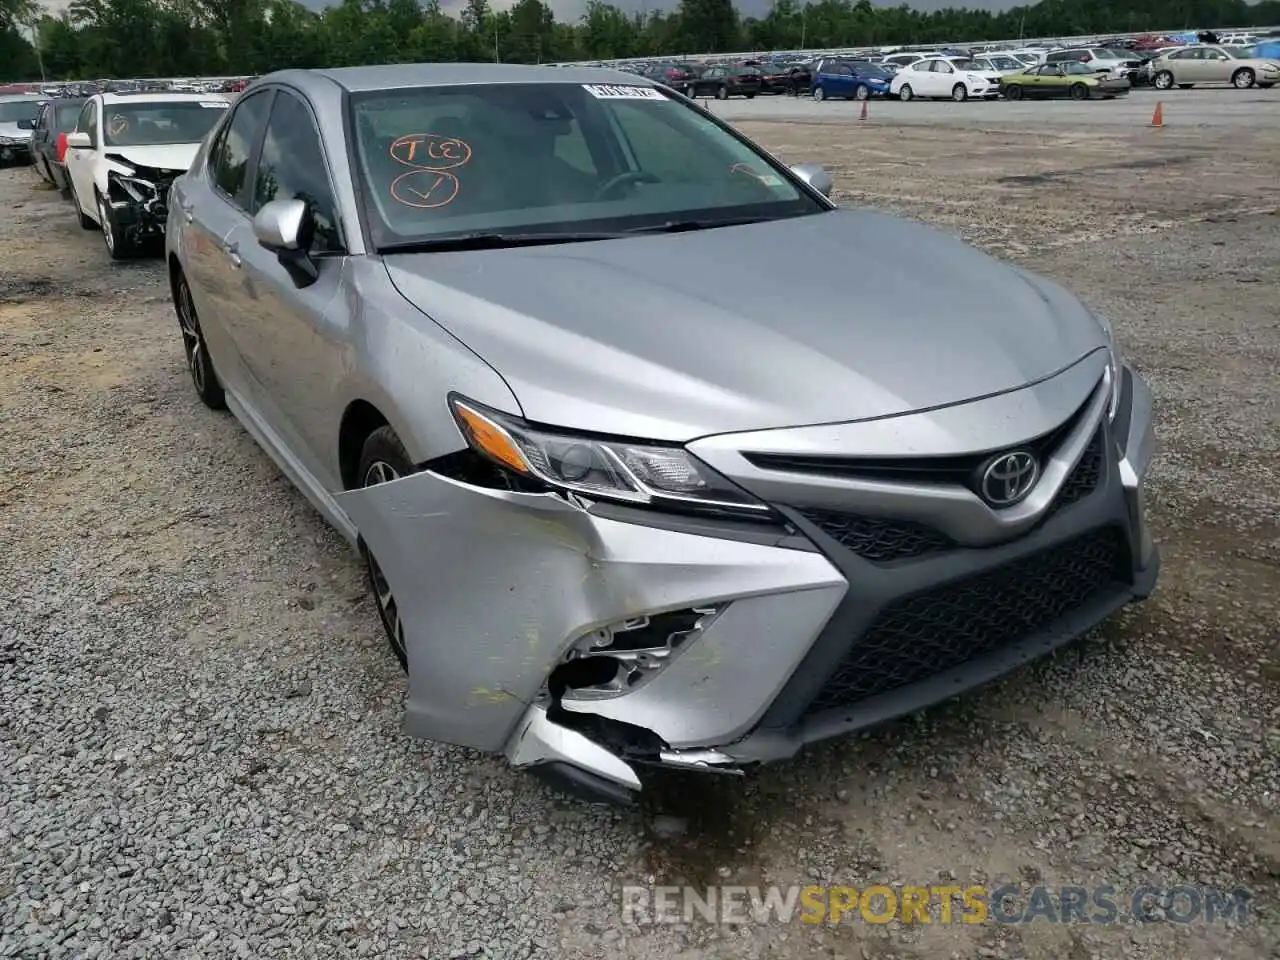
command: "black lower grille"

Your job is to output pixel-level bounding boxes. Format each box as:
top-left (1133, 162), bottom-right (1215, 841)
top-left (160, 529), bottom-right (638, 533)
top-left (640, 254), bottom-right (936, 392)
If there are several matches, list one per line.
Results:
top-left (798, 510), bottom-right (953, 562)
top-left (802, 526), bottom-right (1127, 716)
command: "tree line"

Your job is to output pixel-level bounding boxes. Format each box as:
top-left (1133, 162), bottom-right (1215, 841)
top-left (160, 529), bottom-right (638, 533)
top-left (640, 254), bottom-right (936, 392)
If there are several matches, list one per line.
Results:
top-left (2, 0), bottom-right (1278, 83)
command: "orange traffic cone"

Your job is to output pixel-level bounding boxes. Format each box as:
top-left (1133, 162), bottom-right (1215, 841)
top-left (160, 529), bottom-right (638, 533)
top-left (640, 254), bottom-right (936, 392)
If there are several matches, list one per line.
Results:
top-left (1150, 101), bottom-right (1164, 127)
top-left (859, 98), bottom-right (868, 121)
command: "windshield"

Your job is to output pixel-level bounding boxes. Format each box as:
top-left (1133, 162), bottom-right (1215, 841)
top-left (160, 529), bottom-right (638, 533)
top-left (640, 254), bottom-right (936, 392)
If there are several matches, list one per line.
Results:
top-left (0, 100), bottom-right (43, 123)
top-left (986, 56), bottom-right (1021, 70)
top-left (951, 60), bottom-right (979, 71)
top-left (1224, 46), bottom-right (1252, 58)
top-left (1063, 62), bottom-right (1095, 75)
top-left (102, 100), bottom-right (228, 147)
top-left (350, 82), bottom-right (824, 248)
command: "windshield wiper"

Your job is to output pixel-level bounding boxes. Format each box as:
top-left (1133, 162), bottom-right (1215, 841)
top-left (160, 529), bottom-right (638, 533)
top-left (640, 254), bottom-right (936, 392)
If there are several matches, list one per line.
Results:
top-left (625, 216), bottom-right (773, 235)
top-left (379, 231), bottom-right (625, 253)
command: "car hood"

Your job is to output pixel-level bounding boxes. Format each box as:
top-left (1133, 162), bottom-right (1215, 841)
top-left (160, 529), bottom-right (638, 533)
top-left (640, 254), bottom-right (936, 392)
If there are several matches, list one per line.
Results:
top-left (384, 209), bottom-right (1108, 442)
top-left (102, 143), bottom-right (199, 173)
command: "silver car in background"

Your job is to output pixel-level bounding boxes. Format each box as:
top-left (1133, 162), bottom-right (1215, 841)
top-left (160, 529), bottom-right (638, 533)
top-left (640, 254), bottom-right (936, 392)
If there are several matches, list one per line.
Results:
top-left (165, 64), bottom-right (1159, 804)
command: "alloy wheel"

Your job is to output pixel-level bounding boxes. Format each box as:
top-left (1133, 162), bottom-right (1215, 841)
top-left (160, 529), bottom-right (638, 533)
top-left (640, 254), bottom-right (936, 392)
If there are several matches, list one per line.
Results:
top-left (176, 278), bottom-right (205, 394)
top-left (363, 460), bottom-right (406, 663)
top-left (99, 198), bottom-right (114, 253)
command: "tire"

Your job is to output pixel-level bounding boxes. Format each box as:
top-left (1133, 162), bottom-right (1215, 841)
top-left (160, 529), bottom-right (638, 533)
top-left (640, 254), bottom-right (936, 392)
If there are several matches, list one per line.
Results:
top-left (854, 84), bottom-right (870, 100)
top-left (98, 193), bottom-right (135, 260)
top-left (812, 85), bottom-right (825, 101)
top-left (951, 83), bottom-right (968, 102)
top-left (716, 85), bottom-right (728, 100)
top-left (358, 426), bottom-right (415, 672)
top-left (1232, 68), bottom-right (1255, 89)
top-left (898, 84), bottom-right (913, 101)
top-left (745, 92), bottom-right (756, 99)
top-left (1003, 83), bottom-right (1023, 100)
top-left (1153, 71), bottom-right (1174, 90)
top-left (70, 180), bottom-right (97, 230)
top-left (1069, 83), bottom-right (1089, 100)
top-left (172, 268), bottom-right (226, 411)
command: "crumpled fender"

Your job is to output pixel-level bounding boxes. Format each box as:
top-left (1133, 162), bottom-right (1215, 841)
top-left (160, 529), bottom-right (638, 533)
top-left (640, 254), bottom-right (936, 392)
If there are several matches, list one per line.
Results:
top-left (335, 468), bottom-right (843, 753)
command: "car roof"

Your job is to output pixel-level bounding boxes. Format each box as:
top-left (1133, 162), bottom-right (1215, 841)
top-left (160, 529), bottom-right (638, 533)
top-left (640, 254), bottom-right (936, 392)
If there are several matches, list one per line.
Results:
top-left (98, 91), bottom-right (229, 105)
top-left (283, 63), bottom-right (655, 95)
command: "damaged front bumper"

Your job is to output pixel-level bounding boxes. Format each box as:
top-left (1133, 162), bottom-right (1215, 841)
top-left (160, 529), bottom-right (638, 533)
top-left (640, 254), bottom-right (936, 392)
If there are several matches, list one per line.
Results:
top-left (334, 363), bottom-right (1159, 804)
top-left (105, 160), bottom-right (180, 244)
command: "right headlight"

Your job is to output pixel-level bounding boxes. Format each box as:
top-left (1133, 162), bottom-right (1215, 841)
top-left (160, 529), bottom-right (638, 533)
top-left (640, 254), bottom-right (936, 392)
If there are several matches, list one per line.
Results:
top-left (448, 395), bottom-right (770, 516)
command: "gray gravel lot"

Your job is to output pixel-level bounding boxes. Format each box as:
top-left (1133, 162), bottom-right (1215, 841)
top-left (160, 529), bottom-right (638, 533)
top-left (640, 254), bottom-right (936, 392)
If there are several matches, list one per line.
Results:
top-left (1, 110), bottom-right (1278, 960)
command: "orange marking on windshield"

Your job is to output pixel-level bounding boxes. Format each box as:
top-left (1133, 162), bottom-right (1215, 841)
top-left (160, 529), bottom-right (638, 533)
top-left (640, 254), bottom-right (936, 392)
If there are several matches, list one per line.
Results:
top-left (389, 133), bottom-right (471, 171)
top-left (388, 133), bottom-right (472, 209)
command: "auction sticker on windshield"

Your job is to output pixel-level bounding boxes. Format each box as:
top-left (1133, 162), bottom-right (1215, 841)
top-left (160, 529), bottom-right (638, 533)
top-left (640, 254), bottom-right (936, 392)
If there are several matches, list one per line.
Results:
top-left (199, 102), bottom-right (228, 109)
top-left (581, 84), bottom-right (666, 100)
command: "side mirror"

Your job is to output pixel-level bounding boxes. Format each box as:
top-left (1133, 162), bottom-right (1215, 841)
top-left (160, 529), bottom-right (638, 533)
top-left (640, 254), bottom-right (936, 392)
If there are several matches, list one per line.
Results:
top-left (65, 131), bottom-right (92, 150)
top-left (790, 163), bottom-right (834, 198)
top-left (253, 198), bottom-right (319, 288)
top-left (253, 198), bottom-right (307, 252)
top-left (16, 118), bottom-right (35, 131)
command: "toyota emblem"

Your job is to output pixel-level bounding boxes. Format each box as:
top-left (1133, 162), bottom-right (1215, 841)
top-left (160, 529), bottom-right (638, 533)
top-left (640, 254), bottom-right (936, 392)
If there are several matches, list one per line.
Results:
top-left (979, 451), bottom-right (1039, 507)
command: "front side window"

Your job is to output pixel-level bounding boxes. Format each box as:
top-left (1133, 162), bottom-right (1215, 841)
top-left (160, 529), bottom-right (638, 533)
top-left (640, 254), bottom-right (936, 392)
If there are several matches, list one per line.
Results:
top-left (102, 100), bottom-right (228, 147)
top-left (252, 91), bottom-right (342, 252)
top-left (350, 83), bottom-right (825, 249)
top-left (1062, 62), bottom-right (1093, 75)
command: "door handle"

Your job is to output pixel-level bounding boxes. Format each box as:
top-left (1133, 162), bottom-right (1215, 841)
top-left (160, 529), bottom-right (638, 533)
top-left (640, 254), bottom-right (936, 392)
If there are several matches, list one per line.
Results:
top-left (224, 241), bottom-right (241, 268)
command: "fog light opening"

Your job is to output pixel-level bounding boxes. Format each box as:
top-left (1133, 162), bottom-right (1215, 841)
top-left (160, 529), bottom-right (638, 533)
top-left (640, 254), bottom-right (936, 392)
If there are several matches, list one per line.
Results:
top-left (552, 605), bottom-right (724, 702)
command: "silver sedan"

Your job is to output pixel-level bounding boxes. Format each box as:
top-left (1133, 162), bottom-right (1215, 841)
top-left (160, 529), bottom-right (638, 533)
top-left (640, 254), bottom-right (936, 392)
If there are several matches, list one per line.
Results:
top-left (165, 63), bottom-right (1160, 804)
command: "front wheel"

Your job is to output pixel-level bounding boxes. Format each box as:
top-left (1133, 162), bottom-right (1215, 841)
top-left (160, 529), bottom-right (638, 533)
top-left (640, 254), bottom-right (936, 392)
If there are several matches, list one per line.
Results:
top-left (358, 426), bottom-right (416, 672)
top-left (1069, 83), bottom-right (1089, 100)
top-left (1003, 84), bottom-right (1023, 100)
top-left (898, 84), bottom-right (913, 101)
top-left (812, 85), bottom-right (825, 101)
top-left (1153, 71), bottom-right (1174, 90)
top-left (951, 83), bottom-right (968, 102)
top-left (1232, 68), bottom-right (1255, 89)
top-left (854, 84), bottom-right (870, 101)
top-left (98, 194), bottom-right (135, 260)
top-left (173, 270), bottom-right (226, 410)
top-left (716, 85), bottom-right (728, 100)
top-left (744, 92), bottom-right (756, 99)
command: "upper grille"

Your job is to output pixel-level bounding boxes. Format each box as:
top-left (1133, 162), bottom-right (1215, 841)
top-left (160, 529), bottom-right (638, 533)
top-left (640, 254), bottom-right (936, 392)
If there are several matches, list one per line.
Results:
top-left (802, 526), bottom-right (1127, 717)
top-left (1049, 429), bottom-right (1104, 514)
top-left (798, 509), bottom-right (953, 563)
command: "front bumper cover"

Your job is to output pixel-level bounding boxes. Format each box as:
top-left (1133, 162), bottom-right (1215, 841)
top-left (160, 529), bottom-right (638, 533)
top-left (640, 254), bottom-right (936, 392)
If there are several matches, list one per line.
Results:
top-left (337, 362), bottom-right (1158, 798)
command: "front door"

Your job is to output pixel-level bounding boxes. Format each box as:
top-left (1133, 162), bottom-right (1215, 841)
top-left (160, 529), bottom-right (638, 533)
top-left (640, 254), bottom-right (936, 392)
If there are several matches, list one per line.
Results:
top-left (233, 88), bottom-right (350, 490)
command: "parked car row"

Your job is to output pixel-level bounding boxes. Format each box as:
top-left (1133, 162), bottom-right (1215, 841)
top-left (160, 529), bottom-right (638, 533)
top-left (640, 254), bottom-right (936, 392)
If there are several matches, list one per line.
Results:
top-left (10, 63), bottom-right (1161, 806)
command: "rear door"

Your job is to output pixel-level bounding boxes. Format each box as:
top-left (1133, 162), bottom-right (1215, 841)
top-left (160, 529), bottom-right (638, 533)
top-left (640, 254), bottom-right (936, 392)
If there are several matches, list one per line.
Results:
top-left (179, 88), bottom-right (274, 405)
top-left (234, 88), bottom-right (350, 490)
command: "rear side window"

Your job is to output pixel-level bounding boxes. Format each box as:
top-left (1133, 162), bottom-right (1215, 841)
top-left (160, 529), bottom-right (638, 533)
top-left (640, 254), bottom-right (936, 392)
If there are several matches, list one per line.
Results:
top-left (208, 89), bottom-right (271, 209)
top-left (251, 91), bottom-right (343, 252)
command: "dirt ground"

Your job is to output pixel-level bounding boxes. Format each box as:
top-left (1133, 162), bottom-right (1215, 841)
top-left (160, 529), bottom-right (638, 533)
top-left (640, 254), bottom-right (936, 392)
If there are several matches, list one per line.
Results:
top-left (2, 118), bottom-right (1277, 960)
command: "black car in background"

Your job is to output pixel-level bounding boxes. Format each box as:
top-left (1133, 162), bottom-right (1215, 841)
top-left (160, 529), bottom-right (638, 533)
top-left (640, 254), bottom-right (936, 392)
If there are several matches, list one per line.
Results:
top-left (29, 97), bottom-right (85, 193)
top-left (687, 63), bottom-right (763, 99)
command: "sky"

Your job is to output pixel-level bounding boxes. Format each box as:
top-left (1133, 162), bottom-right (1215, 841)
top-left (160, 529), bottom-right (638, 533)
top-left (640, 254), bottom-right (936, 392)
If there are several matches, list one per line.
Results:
top-left (34, 0), bottom-right (1027, 24)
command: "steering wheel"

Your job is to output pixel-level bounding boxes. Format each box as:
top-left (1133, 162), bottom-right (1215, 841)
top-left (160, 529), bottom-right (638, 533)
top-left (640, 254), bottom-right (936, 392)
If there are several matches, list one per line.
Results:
top-left (594, 170), bottom-right (660, 201)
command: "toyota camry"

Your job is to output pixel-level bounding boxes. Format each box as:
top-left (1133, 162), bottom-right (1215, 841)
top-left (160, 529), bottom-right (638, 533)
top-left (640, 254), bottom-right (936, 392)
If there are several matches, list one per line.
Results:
top-left (165, 64), bottom-right (1159, 804)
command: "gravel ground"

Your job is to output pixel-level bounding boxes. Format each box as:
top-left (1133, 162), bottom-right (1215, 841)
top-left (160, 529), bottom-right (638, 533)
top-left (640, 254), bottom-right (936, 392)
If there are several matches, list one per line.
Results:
top-left (2, 117), bottom-right (1278, 960)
